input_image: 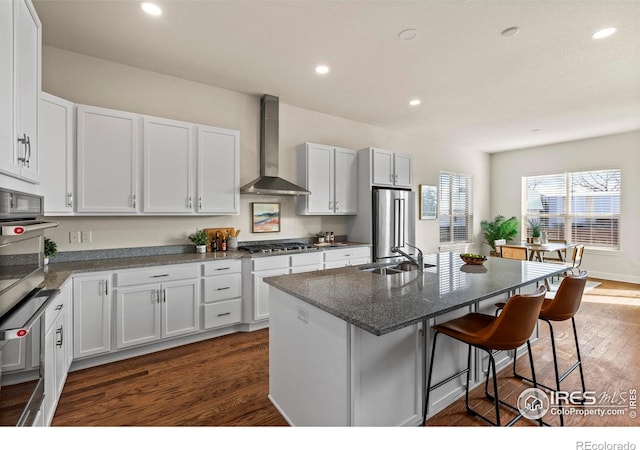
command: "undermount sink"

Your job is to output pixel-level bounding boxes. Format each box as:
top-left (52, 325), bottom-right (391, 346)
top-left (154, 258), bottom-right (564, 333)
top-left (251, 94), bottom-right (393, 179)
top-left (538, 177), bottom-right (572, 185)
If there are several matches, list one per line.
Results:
top-left (358, 261), bottom-right (436, 275)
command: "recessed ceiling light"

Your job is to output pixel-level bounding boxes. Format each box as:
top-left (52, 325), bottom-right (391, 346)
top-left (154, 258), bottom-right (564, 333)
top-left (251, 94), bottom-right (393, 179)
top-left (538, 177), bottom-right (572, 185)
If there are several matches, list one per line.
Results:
top-left (501, 27), bottom-right (520, 37)
top-left (398, 29), bottom-right (417, 40)
top-left (591, 27), bottom-right (617, 40)
top-left (315, 65), bottom-right (329, 75)
top-left (409, 99), bottom-right (421, 106)
top-left (141, 2), bottom-right (162, 16)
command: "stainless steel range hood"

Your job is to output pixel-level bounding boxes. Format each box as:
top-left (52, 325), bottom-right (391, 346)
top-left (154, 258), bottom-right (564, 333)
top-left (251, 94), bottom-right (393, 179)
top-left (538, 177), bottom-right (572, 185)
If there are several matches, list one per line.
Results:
top-left (240, 94), bottom-right (310, 196)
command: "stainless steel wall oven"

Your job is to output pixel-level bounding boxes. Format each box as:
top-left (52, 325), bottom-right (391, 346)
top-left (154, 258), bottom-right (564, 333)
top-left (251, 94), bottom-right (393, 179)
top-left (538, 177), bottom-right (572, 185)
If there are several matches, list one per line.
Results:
top-left (0, 187), bottom-right (58, 426)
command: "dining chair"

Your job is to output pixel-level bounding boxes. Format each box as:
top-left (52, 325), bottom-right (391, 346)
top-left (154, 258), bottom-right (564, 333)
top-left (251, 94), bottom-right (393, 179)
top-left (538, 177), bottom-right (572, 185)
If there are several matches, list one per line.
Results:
top-left (500, 245), bottom-right (528, 260)
top-left (424, 285), bottom-right (547, 426)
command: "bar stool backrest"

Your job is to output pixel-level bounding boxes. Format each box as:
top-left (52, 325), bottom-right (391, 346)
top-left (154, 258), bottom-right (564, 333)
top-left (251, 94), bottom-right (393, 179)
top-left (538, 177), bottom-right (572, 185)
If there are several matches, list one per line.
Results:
top-left (541, 271), bottom-right (588, 321)
top-left (570, 245), bottom-right (585, 269)
top-left (481, 285), bottom-right (546, 350)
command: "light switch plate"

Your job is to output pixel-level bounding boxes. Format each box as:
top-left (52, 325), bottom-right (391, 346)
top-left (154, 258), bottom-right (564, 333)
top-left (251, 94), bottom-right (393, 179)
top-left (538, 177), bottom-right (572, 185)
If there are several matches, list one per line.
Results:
top-left (69, 231), bottom-right (80, 244)
top-left (81, 231), bottom-right (92, 243)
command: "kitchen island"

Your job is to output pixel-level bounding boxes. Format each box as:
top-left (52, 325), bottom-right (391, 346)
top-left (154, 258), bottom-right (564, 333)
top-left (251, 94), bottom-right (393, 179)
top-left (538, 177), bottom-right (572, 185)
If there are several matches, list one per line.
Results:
top-left (264, 253), bottom-right (567, 426)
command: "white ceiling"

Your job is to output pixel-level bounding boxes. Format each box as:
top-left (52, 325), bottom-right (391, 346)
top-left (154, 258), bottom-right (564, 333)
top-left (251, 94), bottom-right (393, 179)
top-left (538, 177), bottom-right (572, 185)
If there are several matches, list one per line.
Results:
top-left (33, 0), bottom-right (640, 152)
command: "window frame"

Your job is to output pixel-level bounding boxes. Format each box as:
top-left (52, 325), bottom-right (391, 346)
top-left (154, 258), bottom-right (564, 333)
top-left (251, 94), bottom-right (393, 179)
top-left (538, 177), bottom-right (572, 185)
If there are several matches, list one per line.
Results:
top-left (439, 170), bottom-right (473, 244)
top-left (522, 169), bottom-right (621, 251)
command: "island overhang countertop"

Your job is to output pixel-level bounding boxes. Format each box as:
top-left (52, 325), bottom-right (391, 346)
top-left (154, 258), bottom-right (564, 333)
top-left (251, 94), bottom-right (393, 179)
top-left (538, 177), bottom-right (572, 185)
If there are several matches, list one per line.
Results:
top-left (263, 252), bottom-right (568, 336)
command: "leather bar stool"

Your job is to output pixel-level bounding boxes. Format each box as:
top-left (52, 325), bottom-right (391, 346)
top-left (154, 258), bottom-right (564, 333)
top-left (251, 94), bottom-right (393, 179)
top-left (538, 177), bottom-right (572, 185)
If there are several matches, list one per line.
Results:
top-left (500, 271), bottom-right (588, 426)
top-left (424, 285), bottom-right (547, 426)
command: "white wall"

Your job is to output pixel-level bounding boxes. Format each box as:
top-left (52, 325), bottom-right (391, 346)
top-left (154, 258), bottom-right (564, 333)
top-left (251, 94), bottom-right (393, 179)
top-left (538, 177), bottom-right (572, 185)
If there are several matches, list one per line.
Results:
top-left (39, 46), bottom-right (490, 253)
top-left (491, 130), bottom-right (640, 283)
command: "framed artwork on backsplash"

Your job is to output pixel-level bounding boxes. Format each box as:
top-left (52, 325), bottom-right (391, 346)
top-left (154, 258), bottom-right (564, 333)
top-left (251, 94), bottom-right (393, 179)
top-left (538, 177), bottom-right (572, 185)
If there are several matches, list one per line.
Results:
top-left (420, 185), bottom-right (438, 220)
top-left (251, 202), bottom-right (281, 233)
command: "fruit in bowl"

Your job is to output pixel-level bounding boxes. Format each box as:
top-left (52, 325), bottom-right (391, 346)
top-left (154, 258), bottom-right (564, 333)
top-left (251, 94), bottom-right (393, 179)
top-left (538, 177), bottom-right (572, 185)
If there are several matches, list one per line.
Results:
top-left (460, 253), bottom-right (487, 265)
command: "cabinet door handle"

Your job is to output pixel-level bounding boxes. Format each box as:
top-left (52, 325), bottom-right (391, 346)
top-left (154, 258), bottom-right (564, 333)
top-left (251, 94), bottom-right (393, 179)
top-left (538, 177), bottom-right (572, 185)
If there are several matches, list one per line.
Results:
top-left (55, 304), bottom-right (64, 311)
top-left (131, 194), bottom-right (137, 208)
top-left (104, 280), bottom-right (109, 295)
top-left (217, 312), bottom-right (231, 317)
top-left (150, 274), bottom-right (169, 278)
top-left (17, 134), bottom-right (28, 165)
top-left (335, 201), bottom-right (339, 211)
top-left (67, 192), bottom-right (73, 207)
top-left (25, 135), bottom-right (31, 167)
top-left (56, 325), bottom-right (63, 348)
top-left (198, 196), bottom-right (203, 209)
top-left (329, 201), bottom-right (333, 210)
top-left (216, 286), bottom-right (231, 291)
top-left (188, 196), bottom-right (193, 208)
top-left (163, 288), bottom-right (167, 303)
top-left (155, 289), bottom-right (160, 303)
top-left (215, 267), bottom-right (231, 271)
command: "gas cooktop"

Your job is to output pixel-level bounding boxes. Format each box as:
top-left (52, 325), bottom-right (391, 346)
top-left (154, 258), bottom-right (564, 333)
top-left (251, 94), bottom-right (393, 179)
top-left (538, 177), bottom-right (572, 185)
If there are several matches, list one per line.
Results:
top-left (238, 242), bottom-right (315, 254)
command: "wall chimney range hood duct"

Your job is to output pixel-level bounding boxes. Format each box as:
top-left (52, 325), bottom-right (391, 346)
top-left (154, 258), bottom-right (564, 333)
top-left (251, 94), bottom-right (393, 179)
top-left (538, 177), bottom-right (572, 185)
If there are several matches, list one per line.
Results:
top-left (240, 94), bottom-right (310, 196)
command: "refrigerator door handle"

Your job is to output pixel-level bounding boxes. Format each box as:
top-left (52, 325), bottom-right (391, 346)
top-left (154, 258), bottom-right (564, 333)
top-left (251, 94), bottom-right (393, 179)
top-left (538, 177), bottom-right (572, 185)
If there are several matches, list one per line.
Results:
top-left (399, 198), bottom-right (405, 248)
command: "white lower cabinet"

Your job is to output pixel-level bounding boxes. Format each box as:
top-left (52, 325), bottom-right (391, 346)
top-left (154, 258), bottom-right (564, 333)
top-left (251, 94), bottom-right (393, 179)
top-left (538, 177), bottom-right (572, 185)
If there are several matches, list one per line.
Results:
top-left (323, 246), bottom-right (371, 269)
top-left (202, 259), bottom-right (242, 329)
top-left (43, 280), bottom-right (72, 426)
top-left (250, 255), bottom-right (290, 322)
top-left (115, 277), bottom-right (199, 350)
top-left (73, 273), bottom-right (112, 359)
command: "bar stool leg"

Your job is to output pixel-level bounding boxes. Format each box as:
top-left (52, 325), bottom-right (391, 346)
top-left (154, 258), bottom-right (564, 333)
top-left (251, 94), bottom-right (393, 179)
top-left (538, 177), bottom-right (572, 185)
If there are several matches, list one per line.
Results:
top-left (572, 317), bottom-right (587, 395)
top-left (423, 331), bottom-right (439, 425)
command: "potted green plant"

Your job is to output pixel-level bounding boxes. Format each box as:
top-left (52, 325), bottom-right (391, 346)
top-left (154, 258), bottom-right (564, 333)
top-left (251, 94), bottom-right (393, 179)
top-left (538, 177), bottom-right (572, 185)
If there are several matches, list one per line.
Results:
top-left (188, 229), bottom-right (209, 253)
top-left (528, 218), bottom-right (542, 244)
top-left (44, 237), bottom-right (57, 265)
top-left (480, 215), bottom-right (519, 255)
top-left (315, 232), bottom-right (326, 244)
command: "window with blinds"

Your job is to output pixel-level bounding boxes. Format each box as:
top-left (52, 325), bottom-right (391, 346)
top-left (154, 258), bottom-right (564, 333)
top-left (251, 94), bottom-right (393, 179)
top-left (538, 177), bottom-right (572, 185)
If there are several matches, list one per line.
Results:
top-left (439, 171), bottom-right (472, 243)
top-left (523, 169), bottom-right (621, 249)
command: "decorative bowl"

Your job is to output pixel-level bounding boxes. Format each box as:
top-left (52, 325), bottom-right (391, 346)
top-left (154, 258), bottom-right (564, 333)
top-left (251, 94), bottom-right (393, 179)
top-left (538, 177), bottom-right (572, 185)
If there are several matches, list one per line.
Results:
top-left (460, 253), bottom-right (487, 265)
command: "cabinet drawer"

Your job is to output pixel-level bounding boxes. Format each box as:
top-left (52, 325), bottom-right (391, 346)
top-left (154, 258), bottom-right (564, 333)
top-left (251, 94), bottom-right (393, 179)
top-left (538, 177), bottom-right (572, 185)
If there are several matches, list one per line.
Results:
top-left (252, 255), bottom-right (290, 271)
top-left (115, 264), bottom-right (199, 287)
top-left (290, 252), bottom-right (323, 267)
top-left (44, 293), bottom-right (66, 334)
top-left (203, 274), bottom-right (242, 303)
top-left (290, 264), bottom-right (322, 274)
top-left (203, 299), bottom-right (242, 329)
top-left (202, 259), bottom-right (241, 276)
top-left (323, 246), bottom-right (370, 263)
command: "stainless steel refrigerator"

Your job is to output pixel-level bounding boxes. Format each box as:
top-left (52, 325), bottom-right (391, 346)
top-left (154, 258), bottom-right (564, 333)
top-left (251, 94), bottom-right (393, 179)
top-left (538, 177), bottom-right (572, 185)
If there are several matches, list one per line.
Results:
top-left (373, 188), bottom-right (416, 263)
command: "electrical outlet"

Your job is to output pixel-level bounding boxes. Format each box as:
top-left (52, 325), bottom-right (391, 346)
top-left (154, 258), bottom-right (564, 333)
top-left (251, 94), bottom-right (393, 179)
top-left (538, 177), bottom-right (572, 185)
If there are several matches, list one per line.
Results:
top-left (69, 231), bottom-right (80, 244)
top-left (81, 231), bottom-right (92, 243)
top-left (297, 307), bottom-right (309, 324)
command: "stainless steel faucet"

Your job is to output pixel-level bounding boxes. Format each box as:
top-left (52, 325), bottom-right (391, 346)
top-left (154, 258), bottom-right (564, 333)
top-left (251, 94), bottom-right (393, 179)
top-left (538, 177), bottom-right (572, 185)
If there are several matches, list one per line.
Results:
top-left (390, 243), bottom-right (424, 273)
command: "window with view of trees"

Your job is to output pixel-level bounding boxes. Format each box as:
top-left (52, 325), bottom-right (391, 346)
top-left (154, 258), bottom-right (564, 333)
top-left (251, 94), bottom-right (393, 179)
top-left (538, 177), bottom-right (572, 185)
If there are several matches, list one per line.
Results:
top-left (523, 169), bottom-right (621, 249)
top-left (439, 171), bottom-right (472, 243)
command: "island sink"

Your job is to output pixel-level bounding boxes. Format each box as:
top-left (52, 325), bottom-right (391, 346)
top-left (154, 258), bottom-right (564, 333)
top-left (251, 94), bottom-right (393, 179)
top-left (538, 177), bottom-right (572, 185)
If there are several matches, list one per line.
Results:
top-left (358, 261), bottom-right (436, 275)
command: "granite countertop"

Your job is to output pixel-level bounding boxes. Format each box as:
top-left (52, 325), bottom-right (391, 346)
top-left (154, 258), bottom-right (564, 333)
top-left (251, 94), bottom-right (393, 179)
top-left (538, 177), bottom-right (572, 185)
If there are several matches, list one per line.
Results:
top-left (263, 252), bottom-right (568, 336)
top-left (42, 241), bottom-right (371, 290)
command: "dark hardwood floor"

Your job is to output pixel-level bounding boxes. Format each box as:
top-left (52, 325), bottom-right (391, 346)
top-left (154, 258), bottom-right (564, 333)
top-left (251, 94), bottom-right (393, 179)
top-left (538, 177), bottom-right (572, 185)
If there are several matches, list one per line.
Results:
top-left (49, 278), bottom-right (639, 427)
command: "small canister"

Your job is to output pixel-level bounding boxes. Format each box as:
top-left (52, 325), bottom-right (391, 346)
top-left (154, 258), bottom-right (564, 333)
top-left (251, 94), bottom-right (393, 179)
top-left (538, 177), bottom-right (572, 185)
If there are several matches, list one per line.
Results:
top-left (227, 237), bottom-right (238, 250)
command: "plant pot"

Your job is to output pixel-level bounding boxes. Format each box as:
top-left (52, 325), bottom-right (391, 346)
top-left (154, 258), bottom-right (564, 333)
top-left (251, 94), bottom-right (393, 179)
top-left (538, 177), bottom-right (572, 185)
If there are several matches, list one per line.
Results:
top-left (533, 237), bottom-right (541, 245)
top-left (317, 237), bottom-right (325, 243)
top-left (43, 256), bottom-right (49, 265)
top-left (195, 245), bottom-right (206, 254)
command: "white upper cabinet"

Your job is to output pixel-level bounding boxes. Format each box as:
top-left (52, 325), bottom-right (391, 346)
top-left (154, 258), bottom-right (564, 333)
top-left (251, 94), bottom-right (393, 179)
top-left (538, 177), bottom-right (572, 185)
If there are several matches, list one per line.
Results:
top-left (297, 143), bottom-right (357, 215)
top-left (196, 125), bottom-right (240, 214)
top-left (0, 0), bottom-right (41, 184)
top-left (76, 104), bottom-right (140, 214)
top-left (143, 116), bottom-right (194, 213)
top-left (370, 147), bottom-right (412, 188)
top-left (39, 92), bottom-right (74, 215)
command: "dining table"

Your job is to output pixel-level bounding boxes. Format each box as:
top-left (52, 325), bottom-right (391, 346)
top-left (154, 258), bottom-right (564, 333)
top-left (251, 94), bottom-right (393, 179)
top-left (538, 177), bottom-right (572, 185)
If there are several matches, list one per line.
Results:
top-left (508, 241), bottom-right (576, 263)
